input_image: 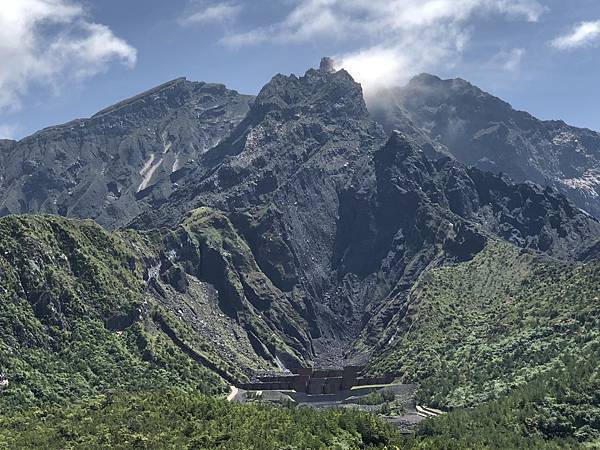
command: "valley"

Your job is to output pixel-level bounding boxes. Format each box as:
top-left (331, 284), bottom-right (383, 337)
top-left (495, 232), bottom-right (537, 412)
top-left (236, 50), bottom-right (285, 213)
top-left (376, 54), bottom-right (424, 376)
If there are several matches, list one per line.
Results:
top-left (0, 59), bottom-right (599, 449)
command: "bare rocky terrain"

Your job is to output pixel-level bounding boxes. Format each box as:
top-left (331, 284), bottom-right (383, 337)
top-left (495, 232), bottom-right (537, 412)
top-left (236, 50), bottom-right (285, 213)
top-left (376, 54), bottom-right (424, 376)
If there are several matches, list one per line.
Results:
top-left (370, 73), bottom-right (600, 218)
top-left (0, 79), bottom-right (252, 228)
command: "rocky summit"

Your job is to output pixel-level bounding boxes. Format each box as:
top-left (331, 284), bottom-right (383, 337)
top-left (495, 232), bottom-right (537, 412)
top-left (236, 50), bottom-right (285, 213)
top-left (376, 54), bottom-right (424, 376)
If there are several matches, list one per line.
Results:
top-left (1, 59), bottom-right (600, 448)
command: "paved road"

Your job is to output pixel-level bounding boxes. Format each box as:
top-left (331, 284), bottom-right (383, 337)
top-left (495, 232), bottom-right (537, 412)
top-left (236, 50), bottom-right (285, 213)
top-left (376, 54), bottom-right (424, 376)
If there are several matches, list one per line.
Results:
top-left (416, 405), bottom-right (444, 417)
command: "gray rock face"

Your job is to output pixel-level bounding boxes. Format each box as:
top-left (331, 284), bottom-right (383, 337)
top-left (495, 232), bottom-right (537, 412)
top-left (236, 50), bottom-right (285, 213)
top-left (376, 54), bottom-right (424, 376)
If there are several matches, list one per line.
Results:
top-left (129, 67), bottom-right (389, 361)
top-left (0, 79), bottom-right (252, 228)
top-left (369, 74), bottom-right (600, 218)
top-left (134, 66), bottom-right (385, 223)
top-left (130, 66), bottom-right (600, 364)
top-left (0, 140), bottom-right (15, 185)
top-left (333, 130), bottom-right (600, 358)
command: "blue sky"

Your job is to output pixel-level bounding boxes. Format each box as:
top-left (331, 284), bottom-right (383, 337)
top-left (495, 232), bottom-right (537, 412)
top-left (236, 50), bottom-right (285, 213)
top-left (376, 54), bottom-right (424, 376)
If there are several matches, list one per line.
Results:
top-left (1, 0), bottom-right (600, 139)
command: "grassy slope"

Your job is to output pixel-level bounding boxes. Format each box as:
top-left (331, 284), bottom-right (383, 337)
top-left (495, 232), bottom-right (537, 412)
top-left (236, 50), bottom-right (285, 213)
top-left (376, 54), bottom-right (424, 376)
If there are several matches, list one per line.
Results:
top-left (0, 208), bottom-right (314, 413)
top-left (370, 240), bottom-right (600, 443)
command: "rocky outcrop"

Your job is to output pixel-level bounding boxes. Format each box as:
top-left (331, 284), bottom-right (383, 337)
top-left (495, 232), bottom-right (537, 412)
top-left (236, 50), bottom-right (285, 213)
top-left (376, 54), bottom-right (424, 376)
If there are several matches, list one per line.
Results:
top-left (370, 73), bottom-right (600, 218)
top-left (0, 140), bottom-right (14, 188)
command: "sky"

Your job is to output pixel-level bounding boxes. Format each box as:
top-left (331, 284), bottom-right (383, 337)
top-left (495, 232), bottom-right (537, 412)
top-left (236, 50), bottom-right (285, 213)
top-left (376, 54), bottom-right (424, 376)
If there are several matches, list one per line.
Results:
top-left (1, 0), bottom-right (600, 140)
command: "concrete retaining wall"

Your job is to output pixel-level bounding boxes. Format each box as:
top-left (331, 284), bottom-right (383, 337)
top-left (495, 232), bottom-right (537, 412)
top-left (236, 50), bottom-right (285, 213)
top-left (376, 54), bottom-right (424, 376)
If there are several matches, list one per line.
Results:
top-left (240, 366), bottom-right (392, 395)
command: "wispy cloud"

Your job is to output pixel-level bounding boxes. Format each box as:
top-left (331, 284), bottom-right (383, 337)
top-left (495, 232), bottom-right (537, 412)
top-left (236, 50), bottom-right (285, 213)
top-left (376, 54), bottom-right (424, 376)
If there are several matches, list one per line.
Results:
top-left (551, 20), bottom-right (600, 50)
top-left (493, 48), bottom-right (526, 72)
top-left (0, 0), bottom-right (137, 111)
top-left (218, 0), bottom-right (545, 94)
top-left (179, 2), bottom-right (242, 26)
top-left (0, 124), bottom-right (19, 140)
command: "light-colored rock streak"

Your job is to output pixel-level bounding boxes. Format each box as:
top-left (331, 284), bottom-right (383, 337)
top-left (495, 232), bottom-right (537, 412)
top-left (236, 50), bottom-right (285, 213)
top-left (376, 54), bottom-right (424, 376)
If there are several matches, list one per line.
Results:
top-left (172, 155), bottom-right (181, 173)
top-left (561, 170), bottom-right (600, 198)
top-left (138, 157), bottom-right (163, 192)
top-left (227, 385), bottom-right (239, 402)
top-left (139, 153), bottom-right (156, 176)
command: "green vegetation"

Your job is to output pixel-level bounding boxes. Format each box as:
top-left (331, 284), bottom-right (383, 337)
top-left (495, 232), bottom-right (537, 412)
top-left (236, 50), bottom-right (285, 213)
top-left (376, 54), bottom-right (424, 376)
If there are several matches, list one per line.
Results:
top-left (370, 240), bottom-right (600, 443)
top-left (0, 391), bottom-right (404, 450)
top-left (1, 388), bottom-right (590, 449)
top-left (0, 210), bottom-right (310, 414)
top-left (409, 356), bottom-right (599, 449)
top-left (1, 213), bottom-right (599, 448)
top-left (0, 215), bottom-right (224, 412)
top-left (356, 390), bottom-right (396, 406)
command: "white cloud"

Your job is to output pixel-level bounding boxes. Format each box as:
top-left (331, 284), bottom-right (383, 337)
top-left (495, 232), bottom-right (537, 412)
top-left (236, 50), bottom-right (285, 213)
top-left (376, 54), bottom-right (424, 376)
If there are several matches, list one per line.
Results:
top-left (0, 0), bottom-right (137, 110)
top-left (495, 0), bottom-right (546, 22)
top-left (179, 2), bottom-right (242, 26)
top-left (551, 21), bottom-right (600, 50)
top-left (493, 48), bottom-right (526, 72)
top-left (219, 0), bottom-right (545, 94)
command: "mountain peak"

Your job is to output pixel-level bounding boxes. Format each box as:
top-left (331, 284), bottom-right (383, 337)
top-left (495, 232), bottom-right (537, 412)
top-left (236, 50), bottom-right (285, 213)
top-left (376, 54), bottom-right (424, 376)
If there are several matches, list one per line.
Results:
top-left (409, 73), bottom-right (443, 86)
top-left (407, 73), bottom-right (474, 92)
top-left (387, 130), bottom-right (421, 152)
top-left (380, 130), bottom-right (428, 166)
top-left (372, 71), bottom-right (600, 218)
top-left (252, 61), bottom-right (369, 121)
top-left (374, 130), bottom-right (433, 188)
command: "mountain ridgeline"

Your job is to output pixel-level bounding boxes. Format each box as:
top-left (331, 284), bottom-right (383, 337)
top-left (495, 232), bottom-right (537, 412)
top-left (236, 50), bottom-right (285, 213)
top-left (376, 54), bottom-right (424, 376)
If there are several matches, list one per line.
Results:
top-left (1, 59), bottom-right (599, 447)
top-left (0, 79), bottom-right (252, 229)
top-left (130, 63), bottom-right (599, 363)
top-left (370, 73), bottom-right (600, 218)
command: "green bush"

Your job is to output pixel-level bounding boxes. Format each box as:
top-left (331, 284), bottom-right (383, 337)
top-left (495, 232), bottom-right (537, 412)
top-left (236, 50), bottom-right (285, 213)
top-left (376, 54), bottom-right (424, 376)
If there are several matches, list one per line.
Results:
top-left (357, 390), bottom-right (396, 405)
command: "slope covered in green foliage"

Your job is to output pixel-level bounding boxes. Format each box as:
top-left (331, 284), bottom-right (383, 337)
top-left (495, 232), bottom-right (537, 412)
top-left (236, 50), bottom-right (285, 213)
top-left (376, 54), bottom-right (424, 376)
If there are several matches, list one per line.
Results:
top-left (0, 208), bottom-right (324, 414)
top-left (1, 389), bottom-right (592, 450)
top-left (412, 358), bottom-right (600, 448)
top-left (0, 391), bottom-right (405, 450)
top-left (370, 240), bottom-right (600, 442)
top-left (0, 215), bottom-right (226, 411)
